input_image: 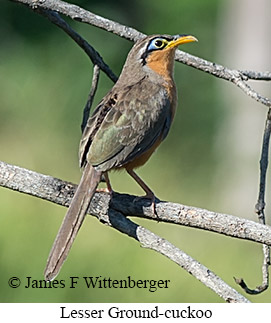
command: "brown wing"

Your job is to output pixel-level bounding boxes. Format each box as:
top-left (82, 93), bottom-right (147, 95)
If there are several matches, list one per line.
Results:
top-left (79, 77), bottom-right (172, 172)
top-left (79, 90), bottom-right (116, 168)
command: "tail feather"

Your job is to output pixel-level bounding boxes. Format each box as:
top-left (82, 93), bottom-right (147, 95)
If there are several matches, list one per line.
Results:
top-left (44, 163), bottom-right (102, 281)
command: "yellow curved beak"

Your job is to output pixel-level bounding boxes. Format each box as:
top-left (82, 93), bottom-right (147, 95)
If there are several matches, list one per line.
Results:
top-left (166, 35), bottom-right (198, 49)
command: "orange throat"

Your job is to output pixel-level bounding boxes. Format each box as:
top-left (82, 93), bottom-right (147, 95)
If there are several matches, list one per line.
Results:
top-left (146, 50), bottom-right (177, 119)
top-left (146, 49), bottom-right (175, 82)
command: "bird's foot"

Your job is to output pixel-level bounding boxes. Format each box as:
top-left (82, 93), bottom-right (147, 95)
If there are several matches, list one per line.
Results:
top-left (125, 169), bottom-right (158, 216)
top-left (134, 192), bottom-right (158, 217)
top-left (96, 187), bottom-right (113, 197)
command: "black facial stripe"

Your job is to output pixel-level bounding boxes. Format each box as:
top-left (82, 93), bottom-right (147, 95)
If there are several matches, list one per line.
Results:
top-left (141, 50), bottom-right (149, 66)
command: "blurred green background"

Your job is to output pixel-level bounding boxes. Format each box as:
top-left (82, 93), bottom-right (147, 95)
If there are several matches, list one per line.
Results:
top-left (0, 0), bottom-right (270, 302)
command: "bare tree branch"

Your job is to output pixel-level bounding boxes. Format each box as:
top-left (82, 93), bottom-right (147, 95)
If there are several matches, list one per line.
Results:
top-left (37, 8), bottom-right (117, 83)
top-left (81, 64), bottom-right (101, 132)
top-left (235, 110), bottom-right (271, 294)
top-left (1, 160), bottom-right (271, 248)
top-left (255, 110), bottom-right (271, 219)
top-left (241, 70), bottom-right (271, 81)
top-left (108, 210), bottom-right (250, 303)
top-left (0, 160), bottom-right (250, 302)
top-left (11, 0), bottom-right (271, 108)
top-left (32, 9), bottom-right (113, 132)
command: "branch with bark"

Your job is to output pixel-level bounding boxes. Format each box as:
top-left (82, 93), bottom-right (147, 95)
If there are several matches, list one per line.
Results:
top-left (4, 0), bottom-right (271, 302)
top-left (235, 109), bottom-right (271, 294)
top-left (0, 160), bottom-right (255, 303)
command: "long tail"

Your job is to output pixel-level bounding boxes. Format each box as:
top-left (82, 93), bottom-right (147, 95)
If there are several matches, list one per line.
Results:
top-left (44, 163), bottom-right (102, 281)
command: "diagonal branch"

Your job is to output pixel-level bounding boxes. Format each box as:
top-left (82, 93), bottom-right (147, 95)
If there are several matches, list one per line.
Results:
top-left (37, 9), bottom-right (117, 83)
top-left (81, 64), bottom-right (101, 132)
top-left (0, 160), bottom-right (250, 302)
top-left (11, 0), bottom-right (271, 108)
top-left (108, 209), bottom-right (250, 303)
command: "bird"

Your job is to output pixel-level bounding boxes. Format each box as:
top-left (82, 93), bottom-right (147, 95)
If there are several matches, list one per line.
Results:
top-left (44, 34), bottom-right (197, 281)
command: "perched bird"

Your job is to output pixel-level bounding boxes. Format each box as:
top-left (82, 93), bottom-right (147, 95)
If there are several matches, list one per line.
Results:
top-left (44, 34), bottom-right (197, 281)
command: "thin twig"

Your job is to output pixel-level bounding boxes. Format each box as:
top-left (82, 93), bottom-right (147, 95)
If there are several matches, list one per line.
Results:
top-left (37, 10), bottom-right (113, 135)
top-left (235, 110), bottom-right (271, 294)
top-left (233, 78), bottom-right (271, 108)
top-left (81, 64), bottom-right (101, 132)
top-left (38, 9), bottom-right (117, 83)
top-left (241, 70), bottom-right (271, 81)
top-left (173, 52), bottom-right (271, 108)
top-left (255, 112), bottom-right (271, 220)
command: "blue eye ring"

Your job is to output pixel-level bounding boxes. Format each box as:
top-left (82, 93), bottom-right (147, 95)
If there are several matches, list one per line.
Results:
top-left (148, 38), bottom-right (168, 51)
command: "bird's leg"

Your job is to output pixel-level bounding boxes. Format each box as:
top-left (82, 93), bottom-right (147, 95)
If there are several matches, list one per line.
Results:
top-left (104, 172), bottom-right (113, 194)
top-left (96, 171), bottom-right (113, 196)
top-left (126, 169), bottom-right (157, 215)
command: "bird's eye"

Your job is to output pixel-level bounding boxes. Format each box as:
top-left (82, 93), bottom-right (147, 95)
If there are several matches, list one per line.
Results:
top-left (154, 40), bottom-right (164, 48)
top-left (146, 38), bottom-right (168, 54)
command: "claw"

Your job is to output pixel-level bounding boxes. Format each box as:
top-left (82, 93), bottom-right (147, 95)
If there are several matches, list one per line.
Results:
top-left (134, 192), bottom-right (158, 217)
top-left (96, 187), bottom-right (112, 195)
